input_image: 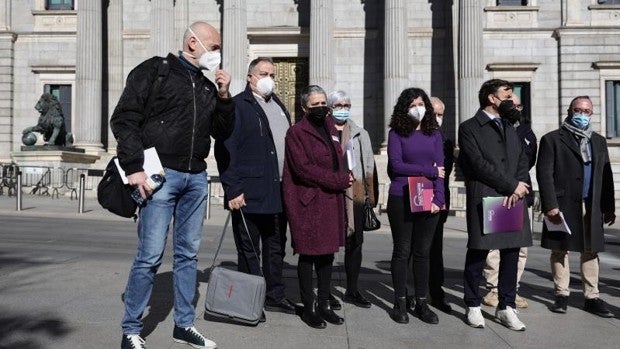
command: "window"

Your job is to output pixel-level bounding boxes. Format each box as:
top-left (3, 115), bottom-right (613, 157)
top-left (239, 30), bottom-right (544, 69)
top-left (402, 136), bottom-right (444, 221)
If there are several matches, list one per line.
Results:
top-left (605, 81), bottom-right (620, 138)
top-left (598, 0), bottom-right (620, 4)
top-left (45, 0), bottom-right (73, 10)
top-left (512, 82), bottom-right (531, 124)
top-left (44, 84), bottom-right (72, 133)
top-left (497, 0), bottom-right (528, 5)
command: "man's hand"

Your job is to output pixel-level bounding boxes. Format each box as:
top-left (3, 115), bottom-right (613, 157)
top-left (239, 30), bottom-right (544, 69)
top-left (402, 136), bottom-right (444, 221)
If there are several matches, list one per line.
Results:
top-left (513, 181), bottom-right (530, 199)
top-left (127, 171), bottom-right (149, 199)
top-left (215, 69), bottom-right (231, 97)
top-left (502, 194), bottom-right (520, 209)
top-left (348, 172), bottom-right (354, 187)
top-left (430, 203), bottom-right (440, 214)
top-left (436, 166), bottom-right (445, 179)
top-left (228, 193), bottom-right (246, 210)
top-left (603, 212), bottom-right (616, 226)
top-left (545, 208), bottom-right (562, 225)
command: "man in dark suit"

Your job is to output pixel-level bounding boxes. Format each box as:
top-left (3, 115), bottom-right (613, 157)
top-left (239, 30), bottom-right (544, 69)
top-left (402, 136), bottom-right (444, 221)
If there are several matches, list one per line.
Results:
top-left (537, 95), bottom-right (615, 318)
top-left (458, 79), bottom-right (532, 331)
top-left (215, 57), bottom-right (296, 320)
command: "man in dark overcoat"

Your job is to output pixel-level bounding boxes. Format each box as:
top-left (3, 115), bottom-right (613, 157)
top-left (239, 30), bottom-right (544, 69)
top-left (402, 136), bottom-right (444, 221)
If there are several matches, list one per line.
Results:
top-left (458, 79), bottom-right (532, 331)
top-left (537, 95), bottom-right (615, 318)
top-left (215, 57), bottom-right (296, 320)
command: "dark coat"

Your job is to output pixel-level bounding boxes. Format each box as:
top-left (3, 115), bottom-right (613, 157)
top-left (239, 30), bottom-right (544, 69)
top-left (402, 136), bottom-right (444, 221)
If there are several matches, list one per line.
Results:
top-left (282, 117), bottom-right (350, 255)
top-left (536, 127), bottom-right (615, 253)
top-left (111, 53), bottom-right (234, 175)
top-left (458, 110), bottom-right (532, 250)
top-left (215, 85), bottom-right (291, 214)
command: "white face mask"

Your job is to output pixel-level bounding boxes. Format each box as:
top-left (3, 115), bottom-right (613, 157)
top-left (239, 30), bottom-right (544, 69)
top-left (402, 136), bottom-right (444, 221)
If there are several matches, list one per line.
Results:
top-left (256, 77), bottom-right (275, 97)
top-left (408, 106), bottom-right (426, 121)
top-left (436, 116), bottom-right (443, 127)
top-left (188, 27), bottom-right (221, 71)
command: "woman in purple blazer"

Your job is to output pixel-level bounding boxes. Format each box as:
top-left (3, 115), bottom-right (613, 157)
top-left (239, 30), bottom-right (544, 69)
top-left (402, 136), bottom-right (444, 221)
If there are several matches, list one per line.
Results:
top-left (387, 87), bottom-right (445, 325)
top-left (282, 85), bottom-right (353, 329)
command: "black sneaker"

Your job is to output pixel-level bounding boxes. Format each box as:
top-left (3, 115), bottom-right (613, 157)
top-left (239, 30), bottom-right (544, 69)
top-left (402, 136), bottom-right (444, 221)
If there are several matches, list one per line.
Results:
top-left (172, 325), bottom-right (216, 349)
top-left (121, 334), bottom-right (146, 349)
top-left (584, 298), bottom-right (614, 318)
top-left (550, 295), bottom-right (568, 314)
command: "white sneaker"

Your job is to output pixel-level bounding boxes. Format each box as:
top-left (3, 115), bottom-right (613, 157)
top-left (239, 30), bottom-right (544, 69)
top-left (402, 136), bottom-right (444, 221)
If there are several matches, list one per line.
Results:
top-left (466, 306), bottom-right (485, 328)
top-left (495, 306), bottom-right (526, 331)
top-left (173, 325), bottom-right (217, 349)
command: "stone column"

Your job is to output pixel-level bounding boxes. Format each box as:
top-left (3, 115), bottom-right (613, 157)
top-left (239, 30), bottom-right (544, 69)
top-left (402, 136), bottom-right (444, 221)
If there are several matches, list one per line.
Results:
top-left (0, 0), bottom-right (9, 31)
top-left (309, 0), bottom-right (333, 91)
top-left (458, 0), bottom-right (483, 126)
top-left (564, 0), bottom-right (583, 26)
top-left (222, 0), bottom-right (247, 95)
top-left (384, 0), bottom-right (408, 142)
top-left (74, 0), bottom-right (103, 152)
top-left (150, 0), bottom-right (175, 56)
top-left (107, 0), bottom-right (123, 154)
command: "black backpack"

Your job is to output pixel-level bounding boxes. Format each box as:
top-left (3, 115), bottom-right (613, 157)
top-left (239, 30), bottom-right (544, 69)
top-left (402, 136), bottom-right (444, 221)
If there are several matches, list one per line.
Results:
top-left (97, 157), bottom-right (137, 219)
top-left (97, 57), bottom-right (170, 219)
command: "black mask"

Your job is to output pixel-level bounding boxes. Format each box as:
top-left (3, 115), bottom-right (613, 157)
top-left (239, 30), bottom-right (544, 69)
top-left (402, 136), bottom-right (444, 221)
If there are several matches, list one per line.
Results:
top-left (306, 106), bottom-right (331, 125)
top-left (498, 99), bottom-right (521, 125)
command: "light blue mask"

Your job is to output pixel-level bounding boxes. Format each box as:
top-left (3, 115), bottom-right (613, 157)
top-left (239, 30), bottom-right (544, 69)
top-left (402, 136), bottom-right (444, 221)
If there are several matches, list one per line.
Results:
top-left (332, 109), bottom-right (350, 123)
top-left (571, 113), bottom-right (590, 129)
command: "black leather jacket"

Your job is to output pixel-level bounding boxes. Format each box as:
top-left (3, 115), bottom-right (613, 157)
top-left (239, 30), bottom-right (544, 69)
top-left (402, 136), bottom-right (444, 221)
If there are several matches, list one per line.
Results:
top-left (111, 53), bottom-right (234, 175)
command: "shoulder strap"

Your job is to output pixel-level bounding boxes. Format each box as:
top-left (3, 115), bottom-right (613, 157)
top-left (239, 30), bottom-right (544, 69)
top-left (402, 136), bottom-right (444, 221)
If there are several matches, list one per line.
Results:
top-left (144, 58), bottom-right (170, 119)
top-left (208, 209), bottom-right (263, 276)
top-left (358, 136), bottom-right (369, 198)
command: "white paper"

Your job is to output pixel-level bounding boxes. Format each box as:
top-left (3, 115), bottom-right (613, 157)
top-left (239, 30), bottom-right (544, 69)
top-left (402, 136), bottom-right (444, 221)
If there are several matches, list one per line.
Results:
top-left (543, 211), bottom-right (572, 235)
top-left (346, 139), bottom-right (356, 170)
top-left (114, 147), bottom-right (165, 184)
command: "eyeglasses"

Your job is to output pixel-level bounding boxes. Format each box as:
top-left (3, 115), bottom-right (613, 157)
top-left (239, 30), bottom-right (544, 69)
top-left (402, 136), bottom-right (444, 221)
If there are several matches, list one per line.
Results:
top-left (572, 108), bottom-right (593, 116)
top-left (332, 103), bottom-right (351, 110)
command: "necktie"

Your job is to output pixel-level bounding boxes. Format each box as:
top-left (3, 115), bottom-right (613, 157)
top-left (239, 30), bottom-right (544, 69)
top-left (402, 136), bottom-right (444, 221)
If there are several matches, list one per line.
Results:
top-left (493, 118), bottom-right (504, 136)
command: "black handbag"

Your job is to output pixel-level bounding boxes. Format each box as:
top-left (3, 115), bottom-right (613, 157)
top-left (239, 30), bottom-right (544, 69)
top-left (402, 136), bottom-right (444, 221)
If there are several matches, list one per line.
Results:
top-left (97, 157), bottom-right (138, 219)
top-left (359, 139), bottom-right (380, 231)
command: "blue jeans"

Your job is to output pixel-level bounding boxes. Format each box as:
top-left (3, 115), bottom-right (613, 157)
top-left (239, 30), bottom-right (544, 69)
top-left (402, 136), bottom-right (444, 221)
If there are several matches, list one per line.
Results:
top-left (121, 168), bottom-right (207, 335)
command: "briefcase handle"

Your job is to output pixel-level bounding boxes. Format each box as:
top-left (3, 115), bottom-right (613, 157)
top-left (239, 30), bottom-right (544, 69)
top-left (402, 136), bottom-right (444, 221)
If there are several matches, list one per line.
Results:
top-left (208, 209), bottom-right (262, 277)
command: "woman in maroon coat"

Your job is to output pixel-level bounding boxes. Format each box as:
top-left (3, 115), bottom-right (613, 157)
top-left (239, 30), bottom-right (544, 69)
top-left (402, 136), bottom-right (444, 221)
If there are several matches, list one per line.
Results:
top-left (282, 85), bottom-right (353, 329)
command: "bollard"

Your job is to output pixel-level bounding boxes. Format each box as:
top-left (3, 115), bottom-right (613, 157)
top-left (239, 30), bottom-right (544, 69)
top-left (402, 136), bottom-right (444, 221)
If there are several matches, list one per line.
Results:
top-left (16, 171), bottom-right (22, 211)
top-left (78, 173), bottom-right (85, 213)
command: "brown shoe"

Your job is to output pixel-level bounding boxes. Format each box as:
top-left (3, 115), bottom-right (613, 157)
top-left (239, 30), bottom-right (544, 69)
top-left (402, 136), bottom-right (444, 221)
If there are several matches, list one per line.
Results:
top-left (482, 291), bottom-right (499, 307)
top-left (515, 294), bottom-right (529, 308)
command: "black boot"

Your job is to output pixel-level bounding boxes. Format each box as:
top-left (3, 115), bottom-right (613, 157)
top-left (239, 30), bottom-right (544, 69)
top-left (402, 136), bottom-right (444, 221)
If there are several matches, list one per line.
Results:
top-left (414, 298), bottom-right (438, 324)
top-left (301, 301), bottom-right (326, 329)
top-left (318, 300), bottom-right (344, 325)
top-left (391, 297), bottom-right (409, 324)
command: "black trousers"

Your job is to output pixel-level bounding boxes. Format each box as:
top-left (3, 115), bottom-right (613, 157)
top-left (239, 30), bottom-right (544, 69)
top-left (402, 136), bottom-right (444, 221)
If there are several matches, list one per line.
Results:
top-left (463, 247), bottom-right (519, 309)
top-left (231, 210), bottom-right (287, 303)
top-left (387, 195), bottom-right (440, 299)
top-left (345, 235), bottom-right (363, 293)
top-left (406, 211), bottom-right (448, 300)
top-left (298, 254), bottom-right (334, 306)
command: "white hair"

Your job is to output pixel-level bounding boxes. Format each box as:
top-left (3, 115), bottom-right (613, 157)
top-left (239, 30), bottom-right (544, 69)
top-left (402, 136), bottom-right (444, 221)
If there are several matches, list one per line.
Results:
top-left (327, 90), bottom-right (351, 107)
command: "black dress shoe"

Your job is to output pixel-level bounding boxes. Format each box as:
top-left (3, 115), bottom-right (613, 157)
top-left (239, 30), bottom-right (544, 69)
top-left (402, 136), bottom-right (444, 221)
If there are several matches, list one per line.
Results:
top-left (406, 295), bottom-right (415, 310)
top-left (584, 298), bottom-right (614, 318)
top-left (430, 298), bottom-right (452, 313)
top-left (318, 301), bottom-right (344, 325)
top-left (550, 295), bottom-right (568, 314)
top-left (329, 294), bottom-right (342, 310)
top-left (265, 298), bottom-right (297, 314)
top-left (414, 299), bottom-right (438, 324)
top-left (343, 291), bottom-right (371, 308)
top-left (301, 303), bottom-right (326, 329)
top-left (391, 297), bottom-right (409, 324)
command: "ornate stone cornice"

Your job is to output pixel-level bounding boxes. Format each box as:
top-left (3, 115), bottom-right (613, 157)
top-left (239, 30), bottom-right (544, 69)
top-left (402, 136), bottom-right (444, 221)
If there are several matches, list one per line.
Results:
top-left (486, 63), bottom-right (540, 72)
top-left (592, 61), bottom-right (620, 70)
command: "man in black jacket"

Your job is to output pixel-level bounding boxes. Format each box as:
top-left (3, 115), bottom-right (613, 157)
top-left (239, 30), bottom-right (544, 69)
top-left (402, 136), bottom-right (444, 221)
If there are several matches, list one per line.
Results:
top-left (537, 96), bottom-right (615, 318)
top-left (215, 57), bottom-right (296, 320)
top-left (112, 21), bottom-right (234, 349)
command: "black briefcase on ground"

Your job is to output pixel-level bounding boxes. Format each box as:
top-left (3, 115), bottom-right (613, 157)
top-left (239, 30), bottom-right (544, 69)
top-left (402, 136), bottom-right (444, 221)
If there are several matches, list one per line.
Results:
top-left (204, 211), bottom-right (266, 326)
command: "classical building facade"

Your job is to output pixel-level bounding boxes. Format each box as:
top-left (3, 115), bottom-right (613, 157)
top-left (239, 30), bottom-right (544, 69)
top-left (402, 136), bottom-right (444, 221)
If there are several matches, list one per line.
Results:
top-left (1, 0), bottom-right (620, 198)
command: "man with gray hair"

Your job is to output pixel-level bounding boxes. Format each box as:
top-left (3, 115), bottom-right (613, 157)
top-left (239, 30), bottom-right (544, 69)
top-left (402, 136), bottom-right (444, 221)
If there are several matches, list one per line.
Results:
top-left (215, 57), bottom-right (297, 321)
top-left (113, 21), bottom-right (233, 349)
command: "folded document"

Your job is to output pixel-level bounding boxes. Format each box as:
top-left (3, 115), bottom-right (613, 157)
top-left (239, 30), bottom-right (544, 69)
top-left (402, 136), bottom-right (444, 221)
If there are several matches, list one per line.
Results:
top-left (114, 147), bottom-right (164, 184)
top-left (543, 212), bottom-right (572, 235)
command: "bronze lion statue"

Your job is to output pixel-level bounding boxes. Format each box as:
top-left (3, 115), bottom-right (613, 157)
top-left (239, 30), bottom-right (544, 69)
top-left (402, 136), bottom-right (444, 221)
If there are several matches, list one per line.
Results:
top-left (22, 93), bottom-right (72, 146)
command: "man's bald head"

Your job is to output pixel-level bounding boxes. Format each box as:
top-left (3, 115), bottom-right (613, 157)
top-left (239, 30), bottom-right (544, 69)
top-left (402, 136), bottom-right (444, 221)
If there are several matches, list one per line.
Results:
top-left (183, 21), bottom-right (221, 54)
top-left (430, 96), bottom-right (445, 117)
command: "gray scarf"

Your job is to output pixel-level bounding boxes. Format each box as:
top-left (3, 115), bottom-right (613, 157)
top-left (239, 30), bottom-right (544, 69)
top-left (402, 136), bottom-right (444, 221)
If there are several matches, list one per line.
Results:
top-left (561, 121), bottom-right (592, 163)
